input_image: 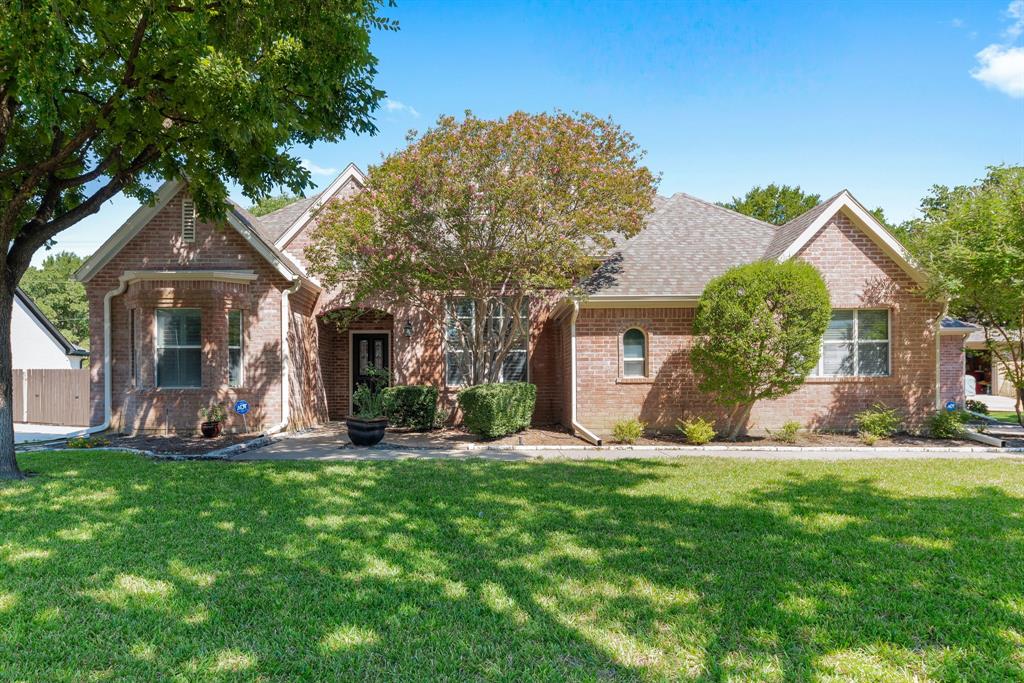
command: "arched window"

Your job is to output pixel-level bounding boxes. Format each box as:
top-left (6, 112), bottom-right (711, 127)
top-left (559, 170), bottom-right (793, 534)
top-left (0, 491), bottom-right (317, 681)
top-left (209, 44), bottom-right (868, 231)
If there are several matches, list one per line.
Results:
top-left (623, 328), bottom-right (646, 377)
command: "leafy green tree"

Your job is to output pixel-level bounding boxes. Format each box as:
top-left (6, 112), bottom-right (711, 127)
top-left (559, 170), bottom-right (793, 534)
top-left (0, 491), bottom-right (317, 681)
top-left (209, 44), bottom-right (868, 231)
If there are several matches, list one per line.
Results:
top-left (721, 184), bottom-right (821, 225)
top-left (249, 194), bottom-right (304, 217)
top-left (308, 111), bottom-right (658, 384)
top-left (19, 251), bottom-right (88, 346)
top-left (907, 166), bottom-right (1024, 425)
top-left (692, 260), bottom-right (831, 439)
top-left (0, 1), bottom-right (394, 478)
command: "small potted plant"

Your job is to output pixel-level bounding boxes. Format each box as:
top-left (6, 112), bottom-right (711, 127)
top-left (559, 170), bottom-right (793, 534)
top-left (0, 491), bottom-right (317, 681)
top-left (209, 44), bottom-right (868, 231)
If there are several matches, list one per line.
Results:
top-left (346, 367), bottom-right (389, 446)
top-left (199, 403), bottom-right (228, 438)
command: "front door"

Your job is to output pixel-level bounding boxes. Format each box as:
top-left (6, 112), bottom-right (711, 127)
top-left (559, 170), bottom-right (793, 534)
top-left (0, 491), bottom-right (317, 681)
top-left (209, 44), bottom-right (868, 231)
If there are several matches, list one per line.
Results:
top-left (352, 333), bottom-right (390, 394)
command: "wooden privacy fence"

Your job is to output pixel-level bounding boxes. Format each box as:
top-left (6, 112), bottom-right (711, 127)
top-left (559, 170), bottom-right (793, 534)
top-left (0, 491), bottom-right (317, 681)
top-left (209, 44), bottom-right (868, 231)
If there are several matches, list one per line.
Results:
top-left (13, 369), bottom-right (91, 426)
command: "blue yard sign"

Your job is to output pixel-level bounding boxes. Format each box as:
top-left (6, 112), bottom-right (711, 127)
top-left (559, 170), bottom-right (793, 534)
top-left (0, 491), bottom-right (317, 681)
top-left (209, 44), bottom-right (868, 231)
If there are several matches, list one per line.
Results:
top-left (945, 400), bottom-right (957, 412)
top-left (234, 400), bottom-right (251, 433)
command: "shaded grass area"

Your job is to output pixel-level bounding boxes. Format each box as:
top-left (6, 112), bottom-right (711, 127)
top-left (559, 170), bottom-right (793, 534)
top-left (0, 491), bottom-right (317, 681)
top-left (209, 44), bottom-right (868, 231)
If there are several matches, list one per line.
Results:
top-left (2, 452), bottom-right (1024, 681)
top-left (989, 410), bottom-right (1022, 426)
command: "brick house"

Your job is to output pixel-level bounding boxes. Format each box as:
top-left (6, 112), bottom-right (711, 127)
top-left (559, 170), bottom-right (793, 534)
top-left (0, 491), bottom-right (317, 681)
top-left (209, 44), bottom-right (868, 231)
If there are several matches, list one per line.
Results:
top-left (75, 165), bottom-right (970, 440)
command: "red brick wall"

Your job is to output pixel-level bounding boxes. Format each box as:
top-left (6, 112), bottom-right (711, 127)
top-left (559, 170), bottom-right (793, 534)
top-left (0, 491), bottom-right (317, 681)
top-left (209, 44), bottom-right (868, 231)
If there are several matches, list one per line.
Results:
top-left (574, 209), bottom-right (945, 435)
top-left (85, 188), bottom-right (292, 434)
top-left (288, 284), bottom-right (329, 429)
top-left (940, 334), bottom-right (967, 407)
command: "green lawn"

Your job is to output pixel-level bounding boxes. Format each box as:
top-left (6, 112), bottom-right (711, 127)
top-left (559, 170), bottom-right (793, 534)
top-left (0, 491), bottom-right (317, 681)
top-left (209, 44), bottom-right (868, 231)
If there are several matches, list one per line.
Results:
top-left (990, 410), bottom-right (1022, 425)
top-left (2, 452), bottom-right (1024, 681)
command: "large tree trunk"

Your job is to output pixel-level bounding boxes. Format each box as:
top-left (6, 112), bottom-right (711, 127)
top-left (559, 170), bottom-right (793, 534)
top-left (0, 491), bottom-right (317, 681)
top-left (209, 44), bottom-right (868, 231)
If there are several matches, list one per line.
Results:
top-left (726, 402), bottom-right (754, 441)
top-left (0, 276), bottom-right (21, 479)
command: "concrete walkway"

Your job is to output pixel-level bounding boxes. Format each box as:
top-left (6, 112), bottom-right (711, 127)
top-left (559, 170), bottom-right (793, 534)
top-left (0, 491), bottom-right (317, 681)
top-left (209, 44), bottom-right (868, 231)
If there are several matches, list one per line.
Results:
top-left (14, 423), bottom-right (84, 444)
top-left (232, 427), bottom-right (1019, 462)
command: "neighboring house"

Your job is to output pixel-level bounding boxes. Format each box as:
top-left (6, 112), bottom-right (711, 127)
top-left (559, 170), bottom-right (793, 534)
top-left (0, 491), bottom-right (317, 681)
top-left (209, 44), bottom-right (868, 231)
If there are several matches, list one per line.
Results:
top-left (75, 165), bottom-right (970, 438)
top-left (13, 288), bottom-right (89, 369)
top-left (963, 327), bottom-right (1020, 399)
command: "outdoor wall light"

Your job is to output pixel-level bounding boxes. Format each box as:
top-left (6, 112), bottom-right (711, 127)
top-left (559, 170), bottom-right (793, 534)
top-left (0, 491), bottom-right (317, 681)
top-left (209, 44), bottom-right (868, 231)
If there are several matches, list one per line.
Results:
top-left (402, 320), bottom-right (414, 338)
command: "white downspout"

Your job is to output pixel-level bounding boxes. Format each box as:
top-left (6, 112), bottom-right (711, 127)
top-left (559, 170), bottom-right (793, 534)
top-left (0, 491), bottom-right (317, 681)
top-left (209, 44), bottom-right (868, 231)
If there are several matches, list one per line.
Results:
top-left (569, 300), bottom-right (602, 445)
top-left (265, 278), bottom-right (302, 435)
top-left (86, 274), bottom-right (131, 434)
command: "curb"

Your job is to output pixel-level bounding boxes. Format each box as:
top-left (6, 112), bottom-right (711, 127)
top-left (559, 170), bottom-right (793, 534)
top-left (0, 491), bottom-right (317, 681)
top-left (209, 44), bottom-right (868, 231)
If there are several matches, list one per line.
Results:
top-left (462, 443), bottom-right (1023, 453)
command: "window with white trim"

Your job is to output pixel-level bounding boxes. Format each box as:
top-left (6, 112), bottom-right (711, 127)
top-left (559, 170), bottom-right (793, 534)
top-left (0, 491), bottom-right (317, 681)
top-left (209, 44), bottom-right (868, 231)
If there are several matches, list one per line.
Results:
top-left (812, 309), bottom-right (890, 377)
top-left (181, 198), bottom-right (196, 242)
top-left (622, 328), bottom-right (647, 377)
top-left (156, 309), bottom-right (202, 387)
top-left (445, 298), bottom-right (528, 386)
top-left (228, 310), bottom-right (243, 387)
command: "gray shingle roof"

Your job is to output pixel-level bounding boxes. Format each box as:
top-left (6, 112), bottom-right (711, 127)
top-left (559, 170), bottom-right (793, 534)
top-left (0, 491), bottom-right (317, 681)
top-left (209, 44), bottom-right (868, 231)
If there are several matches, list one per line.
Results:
top-left (763, 190), bottom-right (846, 260)
top-left (255, 195), bottom-right (319, 243)
top-left (584, 192), bottom-right (779, 298)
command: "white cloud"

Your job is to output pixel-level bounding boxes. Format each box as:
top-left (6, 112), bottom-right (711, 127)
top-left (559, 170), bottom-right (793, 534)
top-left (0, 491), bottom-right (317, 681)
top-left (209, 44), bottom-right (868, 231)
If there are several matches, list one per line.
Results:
top-left (300, 159), bottom-right (338, 176)
top-left (972, 44), bottom-right (1024, 97)
top-left (969, 2), bottom-right (1024, 97)
top-left (951, 17), bottom-right (965, 28)
top-left (1006, 0), bottom-right (1024, 39)
top-left (384, 98), bottom-right (420, 118)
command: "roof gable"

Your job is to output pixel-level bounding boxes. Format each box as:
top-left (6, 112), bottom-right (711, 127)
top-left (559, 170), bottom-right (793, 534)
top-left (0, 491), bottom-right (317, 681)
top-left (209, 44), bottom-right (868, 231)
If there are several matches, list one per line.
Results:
top-left (274, 163), bottom-right (366, 249)
top-left (14, 288), bottom-right (87, 356)
top-left (74, 180), bottom-right (308, 285)
top-left (771, 190), bottom-right (924, 283)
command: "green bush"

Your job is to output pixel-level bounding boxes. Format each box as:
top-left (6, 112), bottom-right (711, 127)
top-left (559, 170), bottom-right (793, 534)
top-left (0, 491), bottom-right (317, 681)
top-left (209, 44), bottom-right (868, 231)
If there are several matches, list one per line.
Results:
top-left (677, 417), bottom-right (716, 445)
top-left (928, 410), bottom-right (967, 439)
top-left (458, 382), bottom-right (536, 438)
top-left (381, 385), bottom-right (438, 431)
top-left (965, 399), bottom-right (989, 415)
top-left (768, 420), bottom-right (802, 444)
top-left (612, 418), bottom-right (646, 444)
top-left (854, 403), bottom-right (902, 444)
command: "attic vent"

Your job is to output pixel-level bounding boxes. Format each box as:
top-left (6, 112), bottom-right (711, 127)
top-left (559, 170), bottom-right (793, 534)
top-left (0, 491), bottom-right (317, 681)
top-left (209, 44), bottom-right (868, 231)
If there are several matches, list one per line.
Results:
top-left (181, 199), bottom-right (196, 242)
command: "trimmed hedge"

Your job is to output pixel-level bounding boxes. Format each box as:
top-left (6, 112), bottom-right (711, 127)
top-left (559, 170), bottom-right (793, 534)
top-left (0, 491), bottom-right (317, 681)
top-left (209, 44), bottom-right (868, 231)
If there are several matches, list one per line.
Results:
top-left (458, 382), bottom-right (536, 438)
top-left (381, 385), bottom-right (438, 431)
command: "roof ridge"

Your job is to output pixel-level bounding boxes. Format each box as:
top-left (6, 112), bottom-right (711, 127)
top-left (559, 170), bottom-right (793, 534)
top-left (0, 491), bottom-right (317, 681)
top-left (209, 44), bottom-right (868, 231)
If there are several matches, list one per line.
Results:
top-left (779, 189), bottom-right (847, 228)
top-left (673, 191), bottom-right (779, 229)
top-left (255, 192), bottom-right (318, 222)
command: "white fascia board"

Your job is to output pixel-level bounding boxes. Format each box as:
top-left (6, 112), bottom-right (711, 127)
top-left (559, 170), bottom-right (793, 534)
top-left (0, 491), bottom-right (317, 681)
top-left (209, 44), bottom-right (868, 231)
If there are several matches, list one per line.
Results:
top-left (121, 269), bottom-right (259, 284)
top-left (223, 211), bottom-right (302, 283)
top-left (777, 191), bottom-right (927, 284)
top-left (580, 295), bottom-right (699, 308)
top-left (274, 163), bottom-right (366, 249)
top-left (74, 179), bottom-right (184, 282)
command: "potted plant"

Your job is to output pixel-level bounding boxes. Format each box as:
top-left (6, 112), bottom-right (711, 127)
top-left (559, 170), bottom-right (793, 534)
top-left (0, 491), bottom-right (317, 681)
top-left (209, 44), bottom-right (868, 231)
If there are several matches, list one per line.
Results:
top-left (346, 367), bottom-right (389, 446)
top-left (199, 403), bottom-right (228, 438)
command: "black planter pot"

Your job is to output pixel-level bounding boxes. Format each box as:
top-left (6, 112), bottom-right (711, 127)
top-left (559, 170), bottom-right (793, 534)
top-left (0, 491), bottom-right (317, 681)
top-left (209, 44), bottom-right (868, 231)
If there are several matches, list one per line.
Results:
top-left (201, 421), bottom-right (222, 438)
top-left (346, 416), bottom-right (387, 446)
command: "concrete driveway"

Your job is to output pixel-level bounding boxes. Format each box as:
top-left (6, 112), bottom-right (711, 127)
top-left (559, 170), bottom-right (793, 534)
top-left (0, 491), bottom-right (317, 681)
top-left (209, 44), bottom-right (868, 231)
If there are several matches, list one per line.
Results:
top-left (15, 423), bottom-right (83, 444)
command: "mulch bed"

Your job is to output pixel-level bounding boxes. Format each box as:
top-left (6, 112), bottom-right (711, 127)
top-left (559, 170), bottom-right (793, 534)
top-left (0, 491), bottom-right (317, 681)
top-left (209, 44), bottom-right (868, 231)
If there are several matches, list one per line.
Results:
top-left (631, 431), bottom-right (977, 448)
top-left (105, 432), bottom-right (259, 455)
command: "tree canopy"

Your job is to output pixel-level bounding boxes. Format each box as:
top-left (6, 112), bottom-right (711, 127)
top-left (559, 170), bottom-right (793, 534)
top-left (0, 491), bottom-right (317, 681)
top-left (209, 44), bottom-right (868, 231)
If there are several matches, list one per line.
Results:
top-left (907, 165), bottom-right (1024, 424)
top-left (0, 0), bottom-right (394, 478)
top-left (19, 251), bottom-right (89, 347)
top-left (720, 184), bottom-right (821, 225)
top-left (692, 260), bottom-right (831, 438)
top-left (307, 111), bottom-right (658, 385)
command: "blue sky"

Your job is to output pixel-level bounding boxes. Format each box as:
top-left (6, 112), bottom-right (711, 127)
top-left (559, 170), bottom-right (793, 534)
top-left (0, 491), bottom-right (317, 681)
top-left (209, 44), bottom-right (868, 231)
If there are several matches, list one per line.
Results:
top-left (43, 0), bottom-right (1024, 265)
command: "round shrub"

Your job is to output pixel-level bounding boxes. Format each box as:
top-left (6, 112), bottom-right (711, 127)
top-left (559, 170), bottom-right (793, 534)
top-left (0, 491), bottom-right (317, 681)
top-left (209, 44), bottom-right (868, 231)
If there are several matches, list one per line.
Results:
top-left (458, 382), bottom-right (536, 439)
top-left (965, 399), bottom-right (989, 415)
top-left (854, 403), bottom-right (902, 444)
top-left (612, 418), bottom-right (646, 444)
top-left (381, 385), bottom-right (438, 431)
top-left (677, 417), bottom-right (716, 445)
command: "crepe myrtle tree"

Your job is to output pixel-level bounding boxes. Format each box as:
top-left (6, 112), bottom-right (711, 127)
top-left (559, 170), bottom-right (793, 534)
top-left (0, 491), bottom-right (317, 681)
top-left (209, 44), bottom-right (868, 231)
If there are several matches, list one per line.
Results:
top-left (307, 111), bottom-right (658, 385)
top-left (692, 260), bottom-right (831, 440)
top-left (0, 1), bottom-right (394, 478)
top-left (907, 165), bottom-right (1024, 425)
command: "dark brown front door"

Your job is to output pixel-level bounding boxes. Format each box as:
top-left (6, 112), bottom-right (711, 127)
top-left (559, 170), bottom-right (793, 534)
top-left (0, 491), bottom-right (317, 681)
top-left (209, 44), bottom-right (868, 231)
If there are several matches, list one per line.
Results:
top-left (351, 333), bottom-right (390, 393)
